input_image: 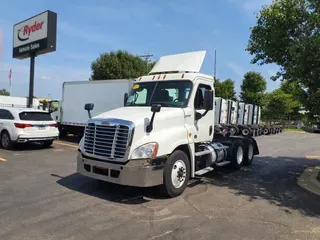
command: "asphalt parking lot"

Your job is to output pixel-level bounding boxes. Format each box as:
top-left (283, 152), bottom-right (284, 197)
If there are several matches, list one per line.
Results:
top-left (0, 132), bottom-right (319, 240)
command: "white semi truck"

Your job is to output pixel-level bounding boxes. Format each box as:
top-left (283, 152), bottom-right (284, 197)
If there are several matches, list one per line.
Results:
top-left (47, 79), bottom-right (135, 137)
top-left (77, 51), bottom-right (260, 198)
top-left (214, 98), bottom-right (282, 137)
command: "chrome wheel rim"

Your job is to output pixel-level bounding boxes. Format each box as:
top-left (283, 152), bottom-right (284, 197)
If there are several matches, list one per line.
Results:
top-left (248, 144), bottom-right (253, 160)
top-left (171, 160), bottom-right (186, 188)
top-left (237, 146), bottom-right (243, 164)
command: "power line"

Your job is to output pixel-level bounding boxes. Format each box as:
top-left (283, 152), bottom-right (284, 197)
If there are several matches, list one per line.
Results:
top-left (138, 54), bottom-right (153, 63)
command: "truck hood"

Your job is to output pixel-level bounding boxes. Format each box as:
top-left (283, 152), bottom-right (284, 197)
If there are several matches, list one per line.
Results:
top-left (92, 106), bottom-right (185, 127)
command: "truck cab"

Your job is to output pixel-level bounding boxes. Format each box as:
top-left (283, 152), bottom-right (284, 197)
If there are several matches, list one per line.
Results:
top-left (77, 51), bottom-right (259, 197)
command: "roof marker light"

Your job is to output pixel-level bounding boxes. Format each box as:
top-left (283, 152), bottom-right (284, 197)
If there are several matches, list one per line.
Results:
top-left (181, 73), bottom-right (185, 78)
top-left (139, 76), bottom-right (142, 81)
top-left (152, 75), bottom-right (155, 80)
top-left (163, 74), bottom-right (166, 79)
top-left (158, 75), bottom-right (161, 79)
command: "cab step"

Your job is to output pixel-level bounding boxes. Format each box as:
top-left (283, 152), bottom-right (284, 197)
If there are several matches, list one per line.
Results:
top-left (195, 167), bottom-right (214, 176)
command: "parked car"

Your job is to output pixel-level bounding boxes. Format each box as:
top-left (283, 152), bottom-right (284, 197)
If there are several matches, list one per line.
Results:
top-left (312, 122), bottom-right (320, 133)
top-left (0, 107), bottom-right (59, 149)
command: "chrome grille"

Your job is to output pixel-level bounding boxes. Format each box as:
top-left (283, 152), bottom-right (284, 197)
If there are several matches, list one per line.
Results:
top-left (83, 122), bottom-right (130, 159)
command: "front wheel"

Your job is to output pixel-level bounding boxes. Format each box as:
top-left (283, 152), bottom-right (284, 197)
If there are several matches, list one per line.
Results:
top-left (162, 150), bottom-right (190, 198)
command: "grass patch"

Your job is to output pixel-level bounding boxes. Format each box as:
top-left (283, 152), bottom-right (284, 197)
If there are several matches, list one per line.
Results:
top-left (284, 128), bottom-right (305, 132)
top-left (317, 171), bottom-right (320, 183)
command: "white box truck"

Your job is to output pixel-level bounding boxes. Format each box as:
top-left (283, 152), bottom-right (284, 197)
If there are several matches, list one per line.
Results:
top-left (48, 79), bottom-right (135, 137)
top-left (0, 95), bottom-right (40, 109)
top-left (77, 51), bottom-right (260, 198)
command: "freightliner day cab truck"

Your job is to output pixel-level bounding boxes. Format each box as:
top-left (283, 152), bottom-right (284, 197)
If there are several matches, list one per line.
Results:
top-left (77, 51), bottom-right (260, 197)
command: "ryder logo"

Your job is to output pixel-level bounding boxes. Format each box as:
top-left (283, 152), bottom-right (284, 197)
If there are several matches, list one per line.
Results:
top-left (17, 21), bottom-right (44, 42)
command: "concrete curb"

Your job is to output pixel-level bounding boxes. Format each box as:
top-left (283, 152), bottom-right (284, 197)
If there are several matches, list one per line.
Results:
top-left (298, 166), bottom-right (320, 196)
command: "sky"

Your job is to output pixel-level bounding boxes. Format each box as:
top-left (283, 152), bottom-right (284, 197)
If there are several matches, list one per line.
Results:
top-left (0, 0), bottom-right (280, 100)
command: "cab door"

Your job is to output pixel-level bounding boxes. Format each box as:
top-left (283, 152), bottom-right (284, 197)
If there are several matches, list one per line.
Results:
top-left (193, 82), bottom-right (214, 142)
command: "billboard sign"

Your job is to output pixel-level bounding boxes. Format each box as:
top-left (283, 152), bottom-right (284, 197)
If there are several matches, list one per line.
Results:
top-left (13, 10), bottom-right (57, 59)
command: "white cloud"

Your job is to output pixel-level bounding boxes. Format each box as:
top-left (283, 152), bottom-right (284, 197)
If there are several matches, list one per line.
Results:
top-left (226, 62), bottom-right (246, 78)
top-left (40, 75), bottom-right (50, 80)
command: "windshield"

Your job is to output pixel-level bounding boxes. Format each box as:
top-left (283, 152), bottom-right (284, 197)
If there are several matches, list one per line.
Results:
top-left (125, 80), bottom-right (192, 107)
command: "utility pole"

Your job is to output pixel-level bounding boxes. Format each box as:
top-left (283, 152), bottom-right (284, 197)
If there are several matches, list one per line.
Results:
top-left (138, 53), bottom-right (153, 73)
top-left (214, 49), bottom-right (217, 80)
top-left (138, 53), bottom-right (153, 63)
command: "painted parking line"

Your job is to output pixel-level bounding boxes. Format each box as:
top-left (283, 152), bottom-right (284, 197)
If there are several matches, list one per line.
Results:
top-left (305, 155), bottom-right (320, 159)
top-left (54, 141), bottom-right (78, 149)
top-left (0, 157), bottom-right (7, 162)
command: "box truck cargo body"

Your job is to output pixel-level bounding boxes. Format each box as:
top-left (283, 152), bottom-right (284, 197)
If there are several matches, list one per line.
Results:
top-left (214, 97), bottom-right (228, 125)
top-left (0, 96), bottom-right (40, 109)
top-left (52, 79), bottom-right (135, 136)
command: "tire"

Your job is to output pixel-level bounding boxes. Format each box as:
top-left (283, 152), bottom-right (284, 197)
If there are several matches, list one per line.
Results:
top-left (230, 126), bottom-right (239, 135)
top-left (227, 140), bottom-right (245, 170)
top-left (264, 128), bottom-right (270, 135)
top-left (241, 127), bottom-right (252, 137)
top-left (243, 138), bottom-right (254, 166)
top-left (162, 150), bottom-right (190, 198)
top-left (43, 140), bottom-right (54, 148)
top-left (1, 130), bottom-right (15, 150)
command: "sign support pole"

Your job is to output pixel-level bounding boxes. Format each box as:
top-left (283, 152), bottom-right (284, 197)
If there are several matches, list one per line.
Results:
top-left (28, 53), bottom-right (35, 108)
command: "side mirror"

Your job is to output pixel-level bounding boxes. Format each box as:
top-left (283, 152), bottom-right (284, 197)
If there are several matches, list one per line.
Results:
top-left (84, 103), bottom-right (94, 119)
top-left (84, 103), bottom-right (94, 111)
top-left (151, 104), bottom-right (161, 113)
top-left (203, 90), bottom-right (213, 110)
top-left (147, 104), bottom-right (162, 133)
top-left (124, 93), bottom-right (129, 105)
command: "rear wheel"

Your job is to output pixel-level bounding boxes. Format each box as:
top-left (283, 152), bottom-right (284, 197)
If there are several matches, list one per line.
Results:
top-left (1, 131), bottom-right (15, 150)
top-left (241, 127), bottom-right (252, 137)
top-left (43, 140), bottom-right (54, 148)
top-left (230, 126), bottom-right (239, 135)
top-left (243, 138), bottom-right (254, 166)
top-left (227, 140), bottom-right (244, 170)
top-left (162, 150), bottom-right (190, 198)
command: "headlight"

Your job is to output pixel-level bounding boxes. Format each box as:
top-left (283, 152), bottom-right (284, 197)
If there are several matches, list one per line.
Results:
top-left (79, 137), bottom-right (84, 150)
top-left (131, 142), bottom-right (158, 159)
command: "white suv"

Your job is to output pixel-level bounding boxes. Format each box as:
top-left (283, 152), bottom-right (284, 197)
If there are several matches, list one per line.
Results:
top-left (0, 107), bottom-right (59, 149)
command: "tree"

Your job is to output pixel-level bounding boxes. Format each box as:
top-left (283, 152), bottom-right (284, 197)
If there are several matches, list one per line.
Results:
top-left (215, 78), bottom-right (237, 100)
top-left (262, 89), bottom-right (300, 121)
top-left (0, 89), bottom-right (10, 96)
top-left (239, 71), bottom-right (267, 106)
top-left (90, 50), bottom-right (156, 80)
top-left (246, 0), bottom-right (320, 116)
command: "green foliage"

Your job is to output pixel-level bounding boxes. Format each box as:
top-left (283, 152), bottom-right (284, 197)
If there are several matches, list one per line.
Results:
top-left (0, 89), bottom-right (10, 96)
top-left (247, 0), bottom-right (320, 116)
top-left (215, 78), bottom-right (237, 100)
top-left (90, 50), bottom-right (156, 80)
top-left (40, 100), bottom-right (48, 110)
top-left (240, 71), bottom-right (267, 106)
top-left (262, 89), bottom-right (300, 121)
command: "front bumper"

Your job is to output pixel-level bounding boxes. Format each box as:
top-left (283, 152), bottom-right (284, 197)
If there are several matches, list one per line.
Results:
top-left (77, 152), bottom-right (164, 187)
